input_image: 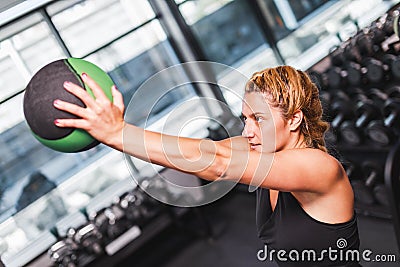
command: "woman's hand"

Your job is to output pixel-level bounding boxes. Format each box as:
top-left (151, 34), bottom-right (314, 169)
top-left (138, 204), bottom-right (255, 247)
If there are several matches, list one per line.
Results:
top-left (53, 73), bottom-right (125, 150)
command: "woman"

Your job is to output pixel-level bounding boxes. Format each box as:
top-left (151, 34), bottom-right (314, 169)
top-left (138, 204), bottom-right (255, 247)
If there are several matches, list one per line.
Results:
top-left (53, 65), bottom-right (360, 266)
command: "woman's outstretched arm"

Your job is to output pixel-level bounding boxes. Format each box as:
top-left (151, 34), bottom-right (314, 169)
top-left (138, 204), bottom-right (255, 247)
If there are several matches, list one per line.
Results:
top-left (54, 74), bottom-right (342, 193)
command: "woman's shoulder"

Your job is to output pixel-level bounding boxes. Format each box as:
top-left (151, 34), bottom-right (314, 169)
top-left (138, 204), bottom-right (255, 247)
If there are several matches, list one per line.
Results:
top-left (283, 147), bottom-right (345, 179)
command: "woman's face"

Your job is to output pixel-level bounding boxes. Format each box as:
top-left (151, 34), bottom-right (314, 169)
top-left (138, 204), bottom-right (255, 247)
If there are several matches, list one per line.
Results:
top-left (241, 92), bottom-right (291, 153)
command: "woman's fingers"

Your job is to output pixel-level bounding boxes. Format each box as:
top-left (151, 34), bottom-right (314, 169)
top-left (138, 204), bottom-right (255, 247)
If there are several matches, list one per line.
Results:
top-left (54, 118), bottom-right (89, 129)
top-left (53, 99), bottom-right (88, 119)
top-left (111, 85), bottom-right (125, 113)
top-left (63, 81), bottom-right (97, 110)
top-left (81, 73), bottom-right (109, 103)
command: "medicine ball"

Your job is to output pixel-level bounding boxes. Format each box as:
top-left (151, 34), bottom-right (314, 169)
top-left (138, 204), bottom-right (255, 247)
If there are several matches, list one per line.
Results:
top-left (23, 58), bottom-right (113, 153)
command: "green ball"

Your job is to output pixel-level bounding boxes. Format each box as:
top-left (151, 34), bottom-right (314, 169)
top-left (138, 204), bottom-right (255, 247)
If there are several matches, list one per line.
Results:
top-left (23, 58), bottom-right (114, 153)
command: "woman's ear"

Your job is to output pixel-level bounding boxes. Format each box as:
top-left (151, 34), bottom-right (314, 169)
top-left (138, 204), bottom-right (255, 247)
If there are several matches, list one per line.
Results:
top-left (288, 110), bottom-right (303, 131)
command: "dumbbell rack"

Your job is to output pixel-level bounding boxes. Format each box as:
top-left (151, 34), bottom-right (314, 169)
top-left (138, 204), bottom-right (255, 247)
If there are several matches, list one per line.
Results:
top-left (24, 172), bottom-right (213, 267)
top-left (308, 2), bottom-right (400, 221)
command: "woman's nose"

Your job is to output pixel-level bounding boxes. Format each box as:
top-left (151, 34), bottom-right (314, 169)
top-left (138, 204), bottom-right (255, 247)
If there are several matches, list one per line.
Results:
top-left (242, 123), bottom-right (256, 138)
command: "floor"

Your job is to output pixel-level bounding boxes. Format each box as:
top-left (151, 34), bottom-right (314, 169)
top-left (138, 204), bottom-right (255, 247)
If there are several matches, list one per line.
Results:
top-left (119, 185), bottom-right (400, 267)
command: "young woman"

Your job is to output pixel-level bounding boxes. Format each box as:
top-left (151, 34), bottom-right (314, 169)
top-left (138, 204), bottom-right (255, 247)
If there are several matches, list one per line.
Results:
top-left (53, 65), bottom-right (360, 266)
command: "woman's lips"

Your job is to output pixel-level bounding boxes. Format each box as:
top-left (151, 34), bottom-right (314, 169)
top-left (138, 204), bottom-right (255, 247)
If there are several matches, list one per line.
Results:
top-left (250, 144), bottom-right (261, 150)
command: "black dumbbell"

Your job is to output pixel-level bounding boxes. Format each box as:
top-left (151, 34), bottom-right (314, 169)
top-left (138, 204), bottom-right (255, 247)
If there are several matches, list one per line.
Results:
top-left (339, 99), bottom-right (382, 146)
top-left (330, 97), bottom-right (355, 130)
top-left (352, 161), bottom-right (383, 205)
top-left (345, 61), bottom-right (367, 86)
top-left (380, 11), bottom-right (395, 36)
top-left (344, 38), bottom-right (363, 63)
top-left (366, 99), bottom-right (400, 146)
top-left (373, 184), bottom-right (390, 207)
top-left (342, 159), bottom-right (372, 204)
top-left (326, 67), bottom-right (348, 89)
top-left (362, 57), bottom-right (390, 84)
top-left (346, 87), bottom-right (369, 103)
top-left (356, 32), bottom-right (377, 57)
top-left (366, 88), bottom-right (389, 106)
top-left (369, 21), bottom-right (388, 44)
top-left (342, 159), bottom-right (363, 180)
top-left (330, 45), bottom-right (347, 67)
top-left (386, 85), bottom-right (400, 100)
top-left (382, 54), bottom-right (400, 80)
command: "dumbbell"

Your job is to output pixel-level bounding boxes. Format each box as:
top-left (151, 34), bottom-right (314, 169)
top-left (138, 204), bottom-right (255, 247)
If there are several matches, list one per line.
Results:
top-left (366, 88), bottom-right (388, 107)
top-left (356, 32), bottom-right (379, 57)
top-left (373, 184), bottom-right (390, 207)
top-left (362, 161), bottom-right (389, 207)
top-left (352, 161), bottom-right (383, 205)
top-left (326, 67), bottom-right (348, 89)
top-left (330, 96), bottom-right (355, 130)
top-left (342, 159), bottom-right (373, 204)
top-left (48, 239), bottom-right (79, 267)
top-left (346, 87), bottom-right (369, 103)
top-left (345, 61), bottom-right (367, 86)
top-left (386, 85), bottom-right (400, 100)
top-left (362, 57), bottom-right (390, 84)
top-left (330, 40), bottom-right (362, 67)
top-left (381, 54), bottom-right (400, 80)
top-left (67, 223), bottom-right (104, 256)
top-left (379, 11), bottom-right (395, 36)
top-left (90, 205), bottom-right (128, 241)
top-left (339, 99), bottom-right (382, 146)
top-left (118, 188), bottom-right (159, 226)
top-left (366, 99), bottom-right (400, 146)
top-left (369, 20), bottom-right (388, 44)
top-left (342, 159), bottom-right (363, 180)
top-left (330, 45), bottom-right (347, 67)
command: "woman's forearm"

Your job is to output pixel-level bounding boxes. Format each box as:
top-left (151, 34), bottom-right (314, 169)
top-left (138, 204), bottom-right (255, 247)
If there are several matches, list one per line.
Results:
top-left (121, 123), bottom-right (226, 181)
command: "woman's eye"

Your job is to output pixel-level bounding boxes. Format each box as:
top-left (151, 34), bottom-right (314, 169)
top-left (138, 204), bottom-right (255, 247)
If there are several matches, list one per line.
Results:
top-left (255, 116), bottom-right (263, 123)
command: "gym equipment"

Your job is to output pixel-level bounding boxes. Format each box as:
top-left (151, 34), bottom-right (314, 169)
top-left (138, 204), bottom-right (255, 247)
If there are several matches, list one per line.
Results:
top-left (366, 99), bottom-right (400, 146)
top-left (345, 61), bottom-right (367, 86)
top-left (382, 54), bottom-right (400, 80)
top-left (326, 67), bottom-right (348, 89)
top-left (330, 97), bottom-right (355, 130)
top-left (387, 85), bottom-right (400, 99)
top-left (48, 239), bottom-right (79, 267)
top-left (67, 223), bottom-right (104, 256)
top-left (23, 58), bottom-right (114, 153)
top-left (340, 99), bottom-right (382, 146)
top-left (373, 184), bottom-right (390, 207)
top-left (362, 58), bottom-right (389, 84)
top-left (352, 161), bottom-right (383, 205)
top-left (366, 88), bottom-right (389, 107)
top-left (91, 205), bottom-right (128, 241)
top-left (343, 160), bottom-right (376, 205)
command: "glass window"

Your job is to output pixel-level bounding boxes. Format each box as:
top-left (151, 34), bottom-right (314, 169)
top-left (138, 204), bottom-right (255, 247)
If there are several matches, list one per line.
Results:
top-left (272, 0), bottom-right (400, 68)
top-left (177, 0), bottom-right (280, 114)
top-left (49, 0), bottom-right (155, 58)
top-left (178, 0), bottom-right (274, 67)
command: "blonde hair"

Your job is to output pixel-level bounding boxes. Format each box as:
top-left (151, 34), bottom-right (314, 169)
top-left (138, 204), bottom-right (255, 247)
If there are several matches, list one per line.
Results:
top-left (245, 65), bottom-right (329, 152)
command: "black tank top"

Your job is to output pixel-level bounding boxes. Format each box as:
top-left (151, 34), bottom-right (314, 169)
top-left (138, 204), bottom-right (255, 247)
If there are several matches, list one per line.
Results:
top-left (256, 188), bottom-right (361, 266)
